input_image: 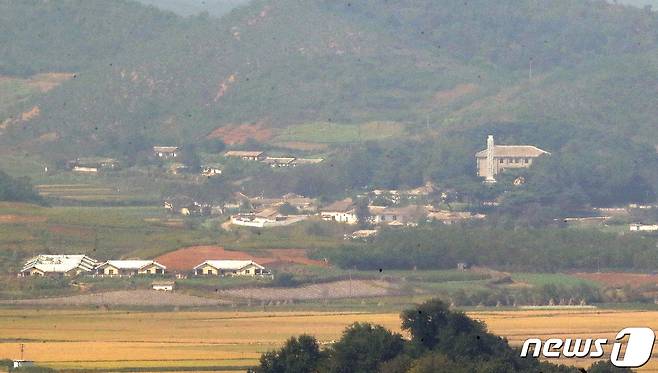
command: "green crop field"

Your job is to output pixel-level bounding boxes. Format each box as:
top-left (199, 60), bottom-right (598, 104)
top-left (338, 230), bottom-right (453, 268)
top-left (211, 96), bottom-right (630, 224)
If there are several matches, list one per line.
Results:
top-left (274, 121), bottom-right (406, 144)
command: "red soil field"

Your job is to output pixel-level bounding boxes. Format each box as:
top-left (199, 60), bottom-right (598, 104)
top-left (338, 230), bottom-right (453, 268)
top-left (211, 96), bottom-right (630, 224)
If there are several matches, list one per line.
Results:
top-left (155, 246), bottom-right (326, 272)
top-left (573, 272), bottom-right (658, 288)
top-left (207, 123), bottom-right (273, 145)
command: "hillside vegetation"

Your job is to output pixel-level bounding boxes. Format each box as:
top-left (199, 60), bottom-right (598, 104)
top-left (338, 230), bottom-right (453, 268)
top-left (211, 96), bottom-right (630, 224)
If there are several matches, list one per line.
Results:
top-left (1, 0), bottom-right (657, 157)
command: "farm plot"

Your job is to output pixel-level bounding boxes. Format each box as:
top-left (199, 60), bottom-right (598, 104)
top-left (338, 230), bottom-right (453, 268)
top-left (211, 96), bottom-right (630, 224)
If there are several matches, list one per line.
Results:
top-left (273, 121), bottom-right (405, 145)
top-left (0, 309), bottom-right (401, 371)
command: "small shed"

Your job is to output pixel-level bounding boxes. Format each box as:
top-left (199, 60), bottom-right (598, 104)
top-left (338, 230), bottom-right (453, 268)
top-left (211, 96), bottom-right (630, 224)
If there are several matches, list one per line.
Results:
top-left (152, 281), bottom-right (175, 291)
top-left (13, 360), bottom-right (35, 368)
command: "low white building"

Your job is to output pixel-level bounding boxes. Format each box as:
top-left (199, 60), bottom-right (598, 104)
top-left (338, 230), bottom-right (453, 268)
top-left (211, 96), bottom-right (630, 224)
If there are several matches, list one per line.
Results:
top-left (13, 360), bottom-right (35, 368)
top-left (153, 146), bottom-right (180, 159)
top-left (193, 260), bottom-right (269, 276)
top-left (320, 198), bottom-right (358, 225)
top-left (152, 281), bottom-right (175, 291)
top-left (630, 224), bottom-right (658, 232)
top-left (19, 255), bottom-right (98, 277)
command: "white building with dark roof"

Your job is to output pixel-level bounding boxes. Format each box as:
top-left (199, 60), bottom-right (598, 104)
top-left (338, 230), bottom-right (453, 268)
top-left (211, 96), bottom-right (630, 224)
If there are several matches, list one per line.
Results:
top-left (20, 255), bottom-right (98, 277)
top-left (476, 135), bottom-right (550, 182)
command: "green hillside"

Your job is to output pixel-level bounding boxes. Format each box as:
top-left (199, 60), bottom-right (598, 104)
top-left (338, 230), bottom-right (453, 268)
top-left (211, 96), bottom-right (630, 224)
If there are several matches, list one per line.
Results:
top-left (135, 0), bottom-right (250, 17)
top-left (0, 0), bottom-right (179, 75)
top-left (0, 0), bottom-right (657, 158)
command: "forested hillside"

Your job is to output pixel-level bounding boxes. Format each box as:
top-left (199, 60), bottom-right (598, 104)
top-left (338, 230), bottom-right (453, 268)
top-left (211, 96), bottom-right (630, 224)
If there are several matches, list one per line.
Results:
top-left (0, 0), bottom-right (179, 76)
top-left (1, 0), bottom-right (657, 156)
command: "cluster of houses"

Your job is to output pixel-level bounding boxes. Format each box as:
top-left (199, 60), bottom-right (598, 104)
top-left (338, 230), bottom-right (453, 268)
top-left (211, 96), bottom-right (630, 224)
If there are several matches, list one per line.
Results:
top-left (224, 150), bottom-right (323, 168)
top-left (19, 254), bottom-right (269, 278)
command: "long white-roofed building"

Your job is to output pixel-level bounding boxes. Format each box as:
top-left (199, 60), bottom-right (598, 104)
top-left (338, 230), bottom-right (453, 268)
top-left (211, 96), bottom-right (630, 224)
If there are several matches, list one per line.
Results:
top-left (19, 255), bottom-right (98, 277)
top-left (96, 260), bottom-right (166, 277)
top-left (193, 260), bottom-right (269, 276)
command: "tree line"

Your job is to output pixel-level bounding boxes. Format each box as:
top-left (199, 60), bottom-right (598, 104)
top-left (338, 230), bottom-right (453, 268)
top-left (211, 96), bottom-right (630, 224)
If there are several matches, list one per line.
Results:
top-left (253, 299), bottom-right (627, 373)
top-left (317, 225), bottom-right (658, 272)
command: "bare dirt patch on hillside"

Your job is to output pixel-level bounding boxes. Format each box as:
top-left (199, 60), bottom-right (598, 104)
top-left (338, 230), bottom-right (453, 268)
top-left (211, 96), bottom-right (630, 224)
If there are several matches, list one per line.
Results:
top-left (1, 290), bottom-right (229, 307)
top-left (433, 83), bottom-right (479, 104)
top-left (573, 272), bottom-right (658, 288)
top-left (219, 280), bottom-right (399, 301)
top-left (0, 214), bottom-right (47, 224)
top-left (207, 123), bottom-right (273, 144)
top-left (156, 246), bottom-right (326, 272)
top-left (27, 73), bottom-right (75, 92)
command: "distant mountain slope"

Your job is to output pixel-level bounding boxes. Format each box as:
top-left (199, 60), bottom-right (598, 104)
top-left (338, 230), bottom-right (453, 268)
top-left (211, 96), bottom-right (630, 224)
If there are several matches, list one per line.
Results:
top-left (135, 0), bottom-right (250, 17)
top-left (0, 0), bottom-right (179, 75)
top-left (2, 0), bottom-right (657, 156)
top-left (444, 51), bottom-right (658, 143)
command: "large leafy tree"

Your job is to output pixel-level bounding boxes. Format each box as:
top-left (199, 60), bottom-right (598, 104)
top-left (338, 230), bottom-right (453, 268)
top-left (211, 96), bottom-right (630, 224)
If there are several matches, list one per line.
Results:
top-left (328, 323), bottom-right (405, 373)
top-left (256, 334), bottom-right (323, 373)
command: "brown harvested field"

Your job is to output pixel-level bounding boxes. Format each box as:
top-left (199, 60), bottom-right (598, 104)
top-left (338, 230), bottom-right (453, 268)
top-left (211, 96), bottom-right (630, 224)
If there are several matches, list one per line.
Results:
top-left (1, 290), bottom-right (229, 307)
top-left (219, 280), bottom-right (399, 301)
top-left (156, 246), bottom-right (326, 272)
top-left (573, 272), bottom-right (658, 287)
top-left (207, 123), bottom-right (273, 144)
top-left (0, 214), bottom-right (47, 224)
top-left (1, 309), bottom-right (658, 371)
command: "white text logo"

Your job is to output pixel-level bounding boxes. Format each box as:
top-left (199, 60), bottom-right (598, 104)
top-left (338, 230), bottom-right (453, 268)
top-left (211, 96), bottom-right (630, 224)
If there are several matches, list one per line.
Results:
top-left (520, 327), bottom-right (655, 368)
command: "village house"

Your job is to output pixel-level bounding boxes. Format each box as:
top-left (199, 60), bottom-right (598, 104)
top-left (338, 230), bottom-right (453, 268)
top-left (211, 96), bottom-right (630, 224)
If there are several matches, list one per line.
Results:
top-left (476, 135), bottom-right (550, 182)
top-left (96, 260), bottom-right (166, 277)
top-left (368, 205), bottom-right (427, 226)
top-left (427, 209), bottom-right (486, 225)
top-left (201, 164), bottom-right (222, 177)
top-left (193, 260), bottom-right (269, 276)
top-left (230, 207), bottom-right (308, 228)
top-left (224, 150), bottom-right (266, 161)
top-left (153, 146), bottom-right (180, 159)
top-left (282, 193), bottom-right (318, 212)
top-left (263, 156), bottom-right (296, 168)
top-left (167, 162), bottom-right (187, 175)
top-left (164, 196), bottom-right (214, 216)
top-left (320, 198), bottom-right (358, 225)
top-left (19, 255), bottom-right (98, 277)
top-left (67, 157), bottom-right (120, 174)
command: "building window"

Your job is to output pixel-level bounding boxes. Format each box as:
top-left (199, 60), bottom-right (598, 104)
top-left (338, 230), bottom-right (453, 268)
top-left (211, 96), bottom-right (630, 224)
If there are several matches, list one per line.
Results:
top-left (499, 159), bottom-right (504, 164)
top-left (525, 158), bottom-right (530, 163)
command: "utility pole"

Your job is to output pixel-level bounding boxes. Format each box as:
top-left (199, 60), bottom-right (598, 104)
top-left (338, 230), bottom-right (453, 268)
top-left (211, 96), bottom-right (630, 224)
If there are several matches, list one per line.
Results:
top-left (529, 57), bottom-right (533, 81)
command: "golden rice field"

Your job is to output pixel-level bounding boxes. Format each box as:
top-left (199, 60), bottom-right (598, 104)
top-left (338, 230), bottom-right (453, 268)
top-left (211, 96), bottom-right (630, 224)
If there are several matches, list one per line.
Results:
top-left (0, 309), bottom-right (657, 371)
